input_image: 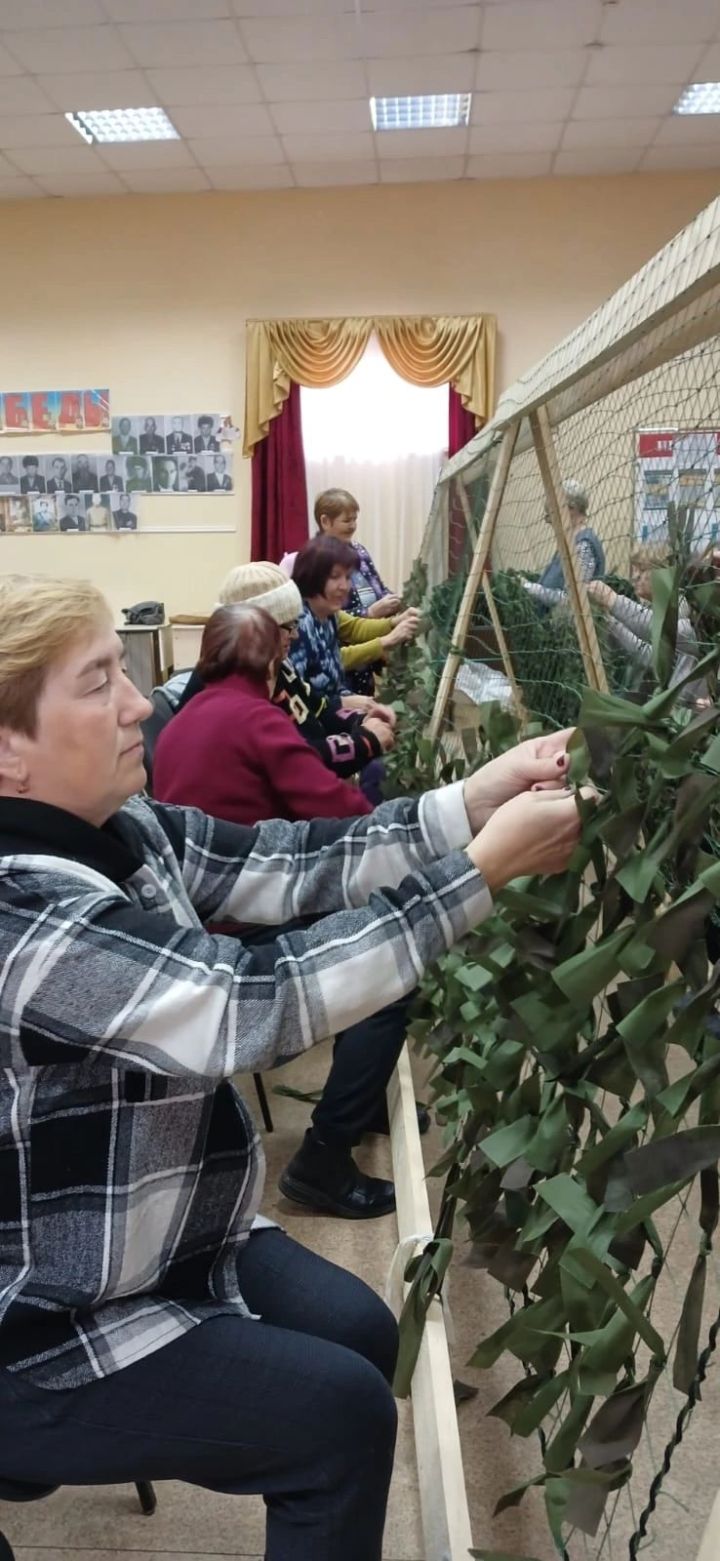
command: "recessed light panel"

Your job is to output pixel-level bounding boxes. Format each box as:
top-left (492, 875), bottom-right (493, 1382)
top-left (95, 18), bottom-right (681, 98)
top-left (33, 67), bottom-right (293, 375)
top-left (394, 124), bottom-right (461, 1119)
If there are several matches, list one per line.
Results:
top-left (674, 83), bottom-right (720, 116)
top-left (370, 94), bottom-right (472, 131)
top-left (66, 107), bottom-right (180, 144)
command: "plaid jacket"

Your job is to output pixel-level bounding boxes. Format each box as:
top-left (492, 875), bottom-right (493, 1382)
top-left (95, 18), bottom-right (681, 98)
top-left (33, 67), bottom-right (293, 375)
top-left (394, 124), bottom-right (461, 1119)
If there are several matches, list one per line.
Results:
top-left (0, 786), bottom-right (490, 1389)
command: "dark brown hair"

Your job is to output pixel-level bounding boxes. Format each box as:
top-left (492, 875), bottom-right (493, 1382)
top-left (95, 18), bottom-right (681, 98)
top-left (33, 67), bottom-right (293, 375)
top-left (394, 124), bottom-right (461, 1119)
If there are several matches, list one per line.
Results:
top-left (197, 603), bottom-right (281, 683)
top-left (292, 535), bottom-right (359, 600)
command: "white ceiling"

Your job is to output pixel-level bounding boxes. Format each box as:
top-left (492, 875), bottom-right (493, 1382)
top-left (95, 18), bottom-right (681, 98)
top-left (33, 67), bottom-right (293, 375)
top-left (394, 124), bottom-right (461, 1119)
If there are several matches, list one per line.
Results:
top-left (0, 0), bottom-right (717, 199)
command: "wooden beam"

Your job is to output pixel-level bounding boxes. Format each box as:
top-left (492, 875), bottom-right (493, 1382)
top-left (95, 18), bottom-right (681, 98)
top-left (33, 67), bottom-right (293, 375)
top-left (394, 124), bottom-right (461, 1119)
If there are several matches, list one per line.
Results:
top-left (429, 422), bottom-right (518, 743)
top-left (388, 1046), bottom-right (473, 1561)
top-left (529, 404), bottom-right (609, 694)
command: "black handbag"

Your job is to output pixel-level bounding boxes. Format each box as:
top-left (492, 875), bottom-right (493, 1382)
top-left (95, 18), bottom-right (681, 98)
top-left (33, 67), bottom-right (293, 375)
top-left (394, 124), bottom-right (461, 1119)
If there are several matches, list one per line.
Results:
top-left (122, 600), bottom-right (165, 626)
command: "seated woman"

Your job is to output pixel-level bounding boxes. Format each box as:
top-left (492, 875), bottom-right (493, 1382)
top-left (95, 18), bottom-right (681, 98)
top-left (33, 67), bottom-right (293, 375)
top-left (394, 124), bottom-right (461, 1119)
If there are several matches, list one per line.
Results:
top-left (586, 544), bottom-right (704, 704)
top-left (153, 603), bottom-right (374, 823)
top-left (0, 572), bottom-right (582, 1561)
top-left (164, 563), bottom-right (395, 778)
top-left (521, 480), bottom-right (606, 608)
top-left (281, 486), bottom-right (403, 618)
top-left (291, 536), bottom-right (418, 702)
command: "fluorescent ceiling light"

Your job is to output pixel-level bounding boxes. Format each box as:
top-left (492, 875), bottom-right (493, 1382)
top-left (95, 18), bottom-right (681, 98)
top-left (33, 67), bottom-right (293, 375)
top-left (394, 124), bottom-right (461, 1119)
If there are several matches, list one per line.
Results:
top-left (66, 107), bottom-right (179, 144)
top-left (370, 93), bottom-right (472, 131)
top-left (674, 82), bottom-right (720, 115)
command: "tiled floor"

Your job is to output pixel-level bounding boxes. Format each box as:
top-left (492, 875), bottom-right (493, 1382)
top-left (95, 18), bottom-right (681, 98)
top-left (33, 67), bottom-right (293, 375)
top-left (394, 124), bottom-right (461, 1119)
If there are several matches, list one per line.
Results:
top-left (2, 1040), bottom-right (424, 1561)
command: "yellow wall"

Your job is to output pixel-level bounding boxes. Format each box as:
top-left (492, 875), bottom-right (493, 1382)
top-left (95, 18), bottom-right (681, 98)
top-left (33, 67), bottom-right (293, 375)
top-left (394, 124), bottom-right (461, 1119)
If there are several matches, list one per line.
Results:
top-left (1, 169), bottom-right (718, 619)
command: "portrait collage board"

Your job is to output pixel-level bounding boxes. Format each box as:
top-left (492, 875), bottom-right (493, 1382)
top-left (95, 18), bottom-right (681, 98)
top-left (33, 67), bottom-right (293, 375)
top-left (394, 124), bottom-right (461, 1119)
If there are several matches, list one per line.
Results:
top-left (635, 427), bottom-right (720, 550)
top-left (0, 413), bottom-right (234, 535)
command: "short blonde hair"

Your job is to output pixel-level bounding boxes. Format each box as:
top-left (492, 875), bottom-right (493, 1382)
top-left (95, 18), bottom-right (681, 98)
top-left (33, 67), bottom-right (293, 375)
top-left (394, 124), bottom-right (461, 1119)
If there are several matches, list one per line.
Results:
top-left (313, 488), bottom-right (359, 527)
top-left (630, 543), bottom-right (670, 573)
top-left (0, 574), bottom-right (110, 735)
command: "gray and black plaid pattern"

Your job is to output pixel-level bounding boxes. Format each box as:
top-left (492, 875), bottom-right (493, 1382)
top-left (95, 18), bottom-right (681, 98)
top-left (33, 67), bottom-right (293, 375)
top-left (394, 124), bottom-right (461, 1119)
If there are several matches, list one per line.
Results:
top-left (0, 785), bottom-right (490, 1388)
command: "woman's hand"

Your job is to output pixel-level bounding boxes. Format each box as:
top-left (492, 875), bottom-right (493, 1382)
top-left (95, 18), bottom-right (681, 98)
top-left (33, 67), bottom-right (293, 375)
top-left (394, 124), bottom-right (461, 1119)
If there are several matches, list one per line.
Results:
top-left (363, 716), bottom-right (395, 752)
top-left (585, 580), bottom-right (616, 610)
top-left (466, 788), bottom-right (590, 893)
top-left (381, 619), bottom-right (416, 651)
top-left (368, 594), bottom-right (402, 618)
top-left (463, 729), bottom-right (574, 832)
top-left (366, 701), bottom-right (397, 730)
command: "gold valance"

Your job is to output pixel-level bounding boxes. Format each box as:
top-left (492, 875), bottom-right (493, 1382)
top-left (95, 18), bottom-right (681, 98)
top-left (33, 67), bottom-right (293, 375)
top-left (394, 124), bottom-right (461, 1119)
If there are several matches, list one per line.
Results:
top-left (243, 313), bottom-right (496, 456)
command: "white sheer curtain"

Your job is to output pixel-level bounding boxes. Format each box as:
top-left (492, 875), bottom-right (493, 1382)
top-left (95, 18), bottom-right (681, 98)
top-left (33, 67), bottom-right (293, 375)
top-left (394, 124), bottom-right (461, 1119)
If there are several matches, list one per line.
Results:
top-left (301, 335), bottom-right (447, 592)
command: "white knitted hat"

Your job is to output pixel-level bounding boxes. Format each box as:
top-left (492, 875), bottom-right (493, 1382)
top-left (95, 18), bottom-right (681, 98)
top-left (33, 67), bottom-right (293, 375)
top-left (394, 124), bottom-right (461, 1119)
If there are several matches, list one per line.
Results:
top-left (217, 561), bottom-right (302, 625)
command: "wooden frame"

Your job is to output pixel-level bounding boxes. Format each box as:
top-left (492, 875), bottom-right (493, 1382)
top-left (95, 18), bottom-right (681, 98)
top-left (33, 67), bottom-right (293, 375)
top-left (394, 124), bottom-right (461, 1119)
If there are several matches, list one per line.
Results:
top-left (388, 1045), bottom-right (473, 1561)
top-left (429, 423), bottom-right (518, 742)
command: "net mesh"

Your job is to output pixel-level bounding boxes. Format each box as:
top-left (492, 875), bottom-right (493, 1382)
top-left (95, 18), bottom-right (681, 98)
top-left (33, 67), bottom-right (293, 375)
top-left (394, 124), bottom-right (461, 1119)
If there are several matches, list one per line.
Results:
top-left (402, 211), bottom-right (720, 1559)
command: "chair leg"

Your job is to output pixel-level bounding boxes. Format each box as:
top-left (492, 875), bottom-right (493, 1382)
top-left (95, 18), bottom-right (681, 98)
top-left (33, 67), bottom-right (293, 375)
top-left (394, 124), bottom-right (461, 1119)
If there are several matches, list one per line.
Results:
top-left (253, 1072), bottom-right (274, 1133)
top-left (134, 1481), bottom-right (157, 1517)
top-left (0, 1530), bottom-right (15, 1561)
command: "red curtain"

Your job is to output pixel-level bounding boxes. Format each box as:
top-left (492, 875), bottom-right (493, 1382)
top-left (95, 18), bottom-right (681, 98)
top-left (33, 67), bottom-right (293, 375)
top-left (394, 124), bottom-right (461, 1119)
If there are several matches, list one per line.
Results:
top-left (251, 381), bottom-right (309, 562)
top-left (448, 384), bottom-right (476, 458)
top-left (448, 386), bottom-right (478, 574)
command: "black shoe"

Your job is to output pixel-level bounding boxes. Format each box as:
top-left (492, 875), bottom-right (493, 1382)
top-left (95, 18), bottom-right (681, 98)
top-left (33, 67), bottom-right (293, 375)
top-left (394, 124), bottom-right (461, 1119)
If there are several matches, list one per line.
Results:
top-left (364, 1100), bottom-right (431, 1137)
top-left (278, 1131), bottom-right (396, 1219)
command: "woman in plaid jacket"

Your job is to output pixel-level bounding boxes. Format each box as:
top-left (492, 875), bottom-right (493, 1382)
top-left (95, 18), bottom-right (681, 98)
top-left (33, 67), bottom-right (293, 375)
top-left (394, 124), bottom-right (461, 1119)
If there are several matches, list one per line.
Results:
top-left (0, 575), bottom-right (582, 1561)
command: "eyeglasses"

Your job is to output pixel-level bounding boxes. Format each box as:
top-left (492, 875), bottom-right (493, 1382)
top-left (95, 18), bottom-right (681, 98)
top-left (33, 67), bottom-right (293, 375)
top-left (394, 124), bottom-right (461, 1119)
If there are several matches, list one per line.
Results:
top-left (280, 619), bottom-right (300, 632)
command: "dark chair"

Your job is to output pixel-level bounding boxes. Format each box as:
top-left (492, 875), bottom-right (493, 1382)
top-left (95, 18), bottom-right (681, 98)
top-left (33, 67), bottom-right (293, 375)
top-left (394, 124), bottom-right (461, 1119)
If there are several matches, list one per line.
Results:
top-left (0, 1477), bottom-right (157, 1559)
top-left (140, 685), bottom-right (274, 1134)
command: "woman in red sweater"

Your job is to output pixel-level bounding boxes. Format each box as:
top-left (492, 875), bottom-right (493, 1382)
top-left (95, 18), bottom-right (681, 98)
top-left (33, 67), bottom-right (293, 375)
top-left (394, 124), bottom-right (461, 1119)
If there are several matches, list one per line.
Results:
top-left (153, 603), bottom-right (372, 824)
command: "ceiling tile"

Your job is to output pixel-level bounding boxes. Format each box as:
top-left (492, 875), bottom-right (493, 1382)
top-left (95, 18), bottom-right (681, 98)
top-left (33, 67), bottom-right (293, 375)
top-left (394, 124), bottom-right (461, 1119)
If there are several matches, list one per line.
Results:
top-left (561, 116), bottom-right (661, 149)
top-left (358, 8), bottom-right (480, 57)
top-left (2, 26), bottom-right (135, 73)
top-left (188, 134), bottom-right (285, 165)
top-left (272, 99), bottom-right (369, 134)
top-left (239, 16), bottom-right (362, 62)
top-left (640, 143), bottom-right (720, 170)
top-left (146, 65), bottom-right (262, 105)
top-left (170, 102), bottom-right (275, 138)
top-left (290, 159), bottom-right (377, 186)
top-left (0, 175), bottom-right (44, 198)
top-left (0, 77), bottom-right (55, 115)
top-left (255, 60), bottom-right (366, 100)
top-left (694, 43), bottom-right (720, 78)
top-left (281, 130), bottom-right (375, 160)
top-left (554, 147), bottom-right (644, 175)
top-left (471, 87), bottom-right (575, 125)
top-left (97, 138), bottom-right (195, 169)
top-left (106, 0), bottom-right (231, 18)
top-left (585, 43), bottom-right (705, 86)
top-left (600, 0), bottom-right (718, 46)
top-left (475, 49), bottom-right (587, 90)
top-left (204, 163), bottom-right (293, 188)
top-left (0, 112), bottom-right (82, 148)
top-left (653, 113), bottom-right (720, 145)
top-left (0, 43), bottom-right (23, 75)
top-left (374, 126), bottom-right (467, 158)
top-left (366, 53), bottom-right (474, 96)
top-left (379, 154), bottom-right (465, 181)
top-left (482, 1), bottom-right (600, 52)
top-left (119, 21), bottom-right (246, 67)
top-left (0, 0), bottom-right (104, 24)
top-left (469, 120), bottom-right (562, 153)
top-left (38, 70), bottom-right (157, 112)
top-left (34, 171), bottom-right (127, 195)
top-left (6, 143), bottom-right (104, 173)
top-left (233, 0), bottom-right (354, 11)
top-left (466, 151), bottom-right (553, 178)
top-left (572, 83), bottom-right (683, 119)
top-left (121, 167), bottom-right (213, 192)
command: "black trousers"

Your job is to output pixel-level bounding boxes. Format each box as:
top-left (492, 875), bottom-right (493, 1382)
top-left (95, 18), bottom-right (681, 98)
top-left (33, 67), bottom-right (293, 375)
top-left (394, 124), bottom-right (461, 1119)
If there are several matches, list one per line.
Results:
top-left (244, 922), bottom-right (412, 1148)
top-left (0, 1230), bottom-right (398, 1561)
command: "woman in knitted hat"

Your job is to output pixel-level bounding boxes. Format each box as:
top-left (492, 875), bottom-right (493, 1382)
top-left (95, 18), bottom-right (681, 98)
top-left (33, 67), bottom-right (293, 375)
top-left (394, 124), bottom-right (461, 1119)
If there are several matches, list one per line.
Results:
top-left (164, 562), bottom-right (395, 778)
top-left (153, 604), bottom-right (374, 825)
